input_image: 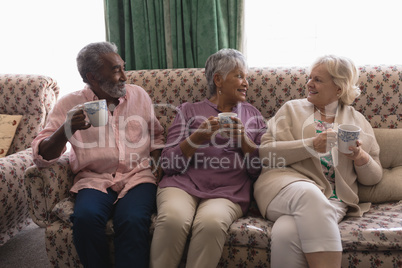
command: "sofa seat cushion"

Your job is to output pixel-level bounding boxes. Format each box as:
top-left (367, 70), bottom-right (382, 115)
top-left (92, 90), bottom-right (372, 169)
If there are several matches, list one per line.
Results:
top-left (225, 202), bottom-right (402, 252)
top-left (52, 197), bottom-right (402, 253)
top-left (225, 216), bottom-right (273, 249)
top-left (228, 202), bottom-right (402, 252)
top-left (339, 201), bottom-right (402, 252)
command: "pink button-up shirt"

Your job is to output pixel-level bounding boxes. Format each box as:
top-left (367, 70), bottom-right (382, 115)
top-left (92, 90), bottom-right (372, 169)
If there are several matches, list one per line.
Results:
top-left (32, 85), bottom-right (165, 199)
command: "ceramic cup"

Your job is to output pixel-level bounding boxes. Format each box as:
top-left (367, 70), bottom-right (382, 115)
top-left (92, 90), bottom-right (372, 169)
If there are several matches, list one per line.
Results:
top-left (84, 99), bottom-right (108, 127)
top-left (218, 112), bottom-right (237, 138)
top-left (337, 124), bottom-right (361, 154)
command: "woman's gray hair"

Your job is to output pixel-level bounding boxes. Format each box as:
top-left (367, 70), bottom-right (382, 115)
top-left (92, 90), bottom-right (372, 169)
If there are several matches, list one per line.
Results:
top-left (205, 48), bottom-right (248, 96)
top-left (77, 42), bottom-right (118, 84)
top-left (310, 55), bottom-right (360, 106)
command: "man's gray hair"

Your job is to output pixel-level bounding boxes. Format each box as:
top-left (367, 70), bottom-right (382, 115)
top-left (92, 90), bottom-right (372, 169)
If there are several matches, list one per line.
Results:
top-left (77, 42), bottom-right (118, 84)
top-left (205, 48), bottom-right (248, 96)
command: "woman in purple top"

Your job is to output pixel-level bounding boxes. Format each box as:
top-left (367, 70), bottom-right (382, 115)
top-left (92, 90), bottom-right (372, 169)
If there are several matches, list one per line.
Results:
top-left (150, 49), bottom-right (267, 268)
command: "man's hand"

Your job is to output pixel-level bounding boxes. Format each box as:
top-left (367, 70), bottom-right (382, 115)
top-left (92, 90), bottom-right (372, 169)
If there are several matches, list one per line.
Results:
top-left (64, 105), bottom-right (91, 138)
top-left (38, 104), bottom-right (91, 161)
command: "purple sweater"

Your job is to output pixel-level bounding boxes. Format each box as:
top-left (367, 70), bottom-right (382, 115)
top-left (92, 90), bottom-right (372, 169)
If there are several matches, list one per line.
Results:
top-left (158, 99), bottom-right (267, 214)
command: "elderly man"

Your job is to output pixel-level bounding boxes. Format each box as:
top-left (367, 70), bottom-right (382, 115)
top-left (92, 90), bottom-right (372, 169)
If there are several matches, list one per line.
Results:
top-left (32, 42), bottom-right (164, 268)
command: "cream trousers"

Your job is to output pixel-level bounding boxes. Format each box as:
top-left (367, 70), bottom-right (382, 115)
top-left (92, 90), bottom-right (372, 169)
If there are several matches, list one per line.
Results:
top-left (266, 181), bottom-right (343, 268)
top-left (150, 187), bottom-right (243, 268)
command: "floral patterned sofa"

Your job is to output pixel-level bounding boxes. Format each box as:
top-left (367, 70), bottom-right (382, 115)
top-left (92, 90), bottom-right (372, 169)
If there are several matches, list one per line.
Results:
top-left (0, 74), bottom-right (59, 245)
top-left (25, 66), bottom-right (402, 267)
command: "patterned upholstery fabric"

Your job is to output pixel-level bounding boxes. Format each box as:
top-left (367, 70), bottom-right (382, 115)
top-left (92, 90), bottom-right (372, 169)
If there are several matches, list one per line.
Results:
top-left (0, 74), bottom-right (59, 245)
top-left (24, 66), bottom-right (402, 267)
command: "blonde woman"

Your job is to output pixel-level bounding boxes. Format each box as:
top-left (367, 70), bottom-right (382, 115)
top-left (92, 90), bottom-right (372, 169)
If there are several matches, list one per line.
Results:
top-left (255, 55), bottom-right (382, 268)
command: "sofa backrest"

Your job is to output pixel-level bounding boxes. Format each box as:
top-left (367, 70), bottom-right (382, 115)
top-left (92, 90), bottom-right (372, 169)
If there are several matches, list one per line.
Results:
top-left (0, 74), bottom-right (60, 155)
top-left (126, 65), bottom-right (401, 134)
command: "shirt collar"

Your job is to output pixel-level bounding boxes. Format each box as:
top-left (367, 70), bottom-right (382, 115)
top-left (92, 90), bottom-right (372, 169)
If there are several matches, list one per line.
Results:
top-left (82, 84), bottom-right (128, 103)
top-left (204, 98), bottom-right (241, 113)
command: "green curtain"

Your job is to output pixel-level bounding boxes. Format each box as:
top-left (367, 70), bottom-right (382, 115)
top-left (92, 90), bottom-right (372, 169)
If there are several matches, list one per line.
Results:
top-left (104, 0), bottom-right (244, 69)
top-left (105, 0), bottom-right (167, 70)
top-left (168, 0), bottom-right (244, 68)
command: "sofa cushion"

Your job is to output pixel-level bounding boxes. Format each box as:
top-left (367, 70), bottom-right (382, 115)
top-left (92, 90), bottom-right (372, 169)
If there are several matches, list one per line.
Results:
top-left (226, 216), bottom-right (272, 249)
top-left (358, 129), bottom-right (402, 203)
top-left (229, 202), bottom-right (402, 252)
top-left (339, 201), bottom-right (402, 252)
top-left (52, 197), bottom-right (402, 253)
top-left (0, 114), bottom-right (22, 157)
top-left (373, 129), bottom-right (402, 169)
top-left (359, 167), bottom-right (402, 203)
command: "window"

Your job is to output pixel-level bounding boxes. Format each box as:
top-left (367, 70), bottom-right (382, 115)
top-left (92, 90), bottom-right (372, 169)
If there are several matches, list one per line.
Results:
top-left (245, 0), bottom-right (402, 67)
top-left (2, 0), bottom-right (400, 95)
top-left (0, 0), bottom-right (105, 97)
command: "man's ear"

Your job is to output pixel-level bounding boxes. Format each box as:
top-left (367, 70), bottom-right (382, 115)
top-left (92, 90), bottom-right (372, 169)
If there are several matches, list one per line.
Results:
top-left (86, 72), bottom-right (98, 86)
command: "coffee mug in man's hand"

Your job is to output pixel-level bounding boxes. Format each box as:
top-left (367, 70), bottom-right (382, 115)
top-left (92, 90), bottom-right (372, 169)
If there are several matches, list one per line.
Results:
top-left (337, 124), bottom-right (361, 154)
top-left (84, 99), bottom-right (108, 127)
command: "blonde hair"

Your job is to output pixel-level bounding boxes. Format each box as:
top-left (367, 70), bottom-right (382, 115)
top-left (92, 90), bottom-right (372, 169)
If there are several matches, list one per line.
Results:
top-left (310, 55), bottom-right (360, 105)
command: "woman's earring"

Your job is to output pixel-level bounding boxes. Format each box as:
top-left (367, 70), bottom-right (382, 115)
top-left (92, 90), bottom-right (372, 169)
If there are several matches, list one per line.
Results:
top-left (219, 90), bottom-right (222, 95)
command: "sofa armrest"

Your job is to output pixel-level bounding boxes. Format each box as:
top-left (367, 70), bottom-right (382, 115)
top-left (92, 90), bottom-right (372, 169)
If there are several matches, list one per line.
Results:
top-left (0, 148), bottom-right (33, 238)
top-left (0, 74), bottom-right (60, 154)
top-left (24, 152), bottom-right (73, 227)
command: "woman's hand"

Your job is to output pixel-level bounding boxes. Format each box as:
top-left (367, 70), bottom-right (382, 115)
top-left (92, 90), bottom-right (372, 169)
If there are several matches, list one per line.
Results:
top-left (189, 116), bottom-right (220, 145)
top-left (179, 116), bottom-right (220, 159)
top-left (222, 117), bottom-right (257, 154)
top-left (343, 140), bottom-right (370, 166)
top-left (220, 116), bottom-right (244, 139)
top-left (313, 129), bottom-right (337, 153)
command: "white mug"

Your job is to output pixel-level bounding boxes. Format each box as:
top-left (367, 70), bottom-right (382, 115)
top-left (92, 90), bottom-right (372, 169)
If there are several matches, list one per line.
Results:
top-left (84, 99), bottom-right (108, 127)
top-left (218, 112), bottom-right (237, 138)
top-left (337, 124), bottom-right (361, 154)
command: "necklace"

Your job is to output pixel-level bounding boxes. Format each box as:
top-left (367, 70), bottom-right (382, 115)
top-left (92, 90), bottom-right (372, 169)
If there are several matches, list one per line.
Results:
top-left (315, 106), bottom-right (336, 118)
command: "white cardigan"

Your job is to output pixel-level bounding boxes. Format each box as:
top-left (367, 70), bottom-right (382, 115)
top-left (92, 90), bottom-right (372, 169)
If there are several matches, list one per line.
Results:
top-left (254, 99), bottom-right (383, 217)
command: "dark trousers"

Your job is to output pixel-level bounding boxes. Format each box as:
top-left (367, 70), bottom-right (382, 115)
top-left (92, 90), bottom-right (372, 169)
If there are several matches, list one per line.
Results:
top-left (70, 183), bottom-right (157, 268)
